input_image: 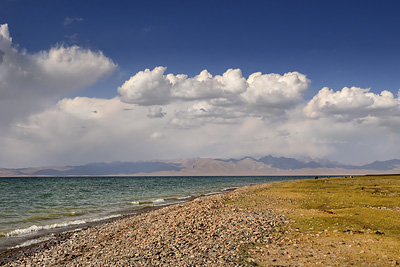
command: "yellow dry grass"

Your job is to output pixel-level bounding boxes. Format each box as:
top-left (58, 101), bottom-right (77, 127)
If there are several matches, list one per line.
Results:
top-left (229, 175), bottom-right (400, 266)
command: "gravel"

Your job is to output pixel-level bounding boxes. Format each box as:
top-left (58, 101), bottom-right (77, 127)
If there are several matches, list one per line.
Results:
top-left (0, 186), bottom-right (288, 266)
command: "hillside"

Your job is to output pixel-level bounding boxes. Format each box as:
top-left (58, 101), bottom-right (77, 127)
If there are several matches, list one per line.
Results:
top-left (1, 156), bottom-right (400, 176)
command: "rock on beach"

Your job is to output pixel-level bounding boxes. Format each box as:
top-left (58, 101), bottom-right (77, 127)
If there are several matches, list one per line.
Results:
top-left (1, 185), bottom-right (287, 266)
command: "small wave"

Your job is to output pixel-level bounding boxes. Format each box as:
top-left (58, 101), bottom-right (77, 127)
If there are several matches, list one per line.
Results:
top-left (5, 214), bottom-right (122, 238)
top-left (137, 199), bottom-right (165, 205)
top-left (6, 220), bottom-right (86, 237)
top-left (6, 225), bottom-right (42, 237)
top-left (222, 187), bottom-right (238, 192)
top-left (130, 201), bottom-right (139, 205)
top-left (177, 196), bottom-right (192, 200)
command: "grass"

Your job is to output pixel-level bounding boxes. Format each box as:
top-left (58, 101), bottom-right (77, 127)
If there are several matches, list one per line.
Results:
top-left (229, 175), bottom-right (400, 266)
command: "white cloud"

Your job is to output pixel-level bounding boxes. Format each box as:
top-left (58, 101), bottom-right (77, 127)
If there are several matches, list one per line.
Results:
top-left (1, 33), bottom-right (400, 168)
top-left (169, 68), bottom-right (247, 101)
top-left (118, 67), bottom-right (172, 105)
top-left (243, 71), bottom-right (309, 108)
top-left (0, 23), bottom-right (116, 126)
top-left (35, 46), bottom-right (116, 89)
top-left (1, 97), bottom-right (150, 166)
top-left (304, 86), bottom-right (400, 120)
top-left (0, 24), bottom-right (12, 43)
top-left (285, 106), bottom-right (400, 163)
top-left (119, 67), bottom-right (310, 125)
top-left (2, 87), bottom-right (400, 168)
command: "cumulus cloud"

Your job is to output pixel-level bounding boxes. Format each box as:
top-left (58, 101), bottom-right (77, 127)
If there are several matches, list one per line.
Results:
top-left (118, 67), bottom-right (310, 126)
top-left (34, 46), bottom-right (115, 88)
top-left (0, 23), bottom-right (116, 126)
top-left (2, 84), bottom-right (400, 168)
top-left (2, 25), bottom-right (400, 168)
top-left (118, 67), bottom-right (172, 105)
top-left (119, 67), bottom-right (307, 107)
top-left (304, 86), bottom-right (400, 120)
top-left (169, 68), bottom-right (247, 101)
top-left (0, 24), bottom-right (12, 43)
top-left (243, 71), bottom-right (309, 108)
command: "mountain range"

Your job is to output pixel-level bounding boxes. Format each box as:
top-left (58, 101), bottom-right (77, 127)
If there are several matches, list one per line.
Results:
top-left (1, 155), bottom-right (400, 176)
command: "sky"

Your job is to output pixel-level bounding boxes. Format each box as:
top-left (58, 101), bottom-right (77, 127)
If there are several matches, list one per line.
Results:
top-left (0, 0), bottom-right (400, 168)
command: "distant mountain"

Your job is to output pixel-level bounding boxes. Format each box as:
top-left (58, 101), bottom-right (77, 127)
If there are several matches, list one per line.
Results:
top-left (257, 155), bottom-right (395, 170)
top-left (357, 159), bottom-right (400, 170)
top-left (258, 155), bottom-right (323, 169)
top-left (1, 156), bottom-right (400, 176)
top-left (32, 161), bottom-right (182, 176)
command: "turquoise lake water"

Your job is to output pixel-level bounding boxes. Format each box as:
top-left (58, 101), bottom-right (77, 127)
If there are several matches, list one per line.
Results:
top-left (0, 176), bottom-right (314, 251)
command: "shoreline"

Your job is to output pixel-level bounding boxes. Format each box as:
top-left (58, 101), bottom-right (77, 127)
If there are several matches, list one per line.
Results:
top-left (0, 197), bottom-right (196, 254)
top-left (1, 175), bottom-right (311, 256)
top-left (2, 175), bottom-right (398, 266)
top-left (0, 179), bottom-right (243, 254)
top-left (0, 187), bottom-right (245, 265)
top-left (0, 183), bottom-right (289, 266)
top-left (0, 206), bottom-right (160, 256)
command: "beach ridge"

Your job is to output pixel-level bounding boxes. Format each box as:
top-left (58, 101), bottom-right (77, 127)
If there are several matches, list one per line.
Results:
top-left (0, 183), bottom-right (287, 266)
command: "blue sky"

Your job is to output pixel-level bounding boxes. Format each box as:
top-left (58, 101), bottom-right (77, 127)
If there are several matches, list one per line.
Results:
top-left (3, 0), bottom-right (400, 97)
top-left (1, 0), bottom-right (400, 167)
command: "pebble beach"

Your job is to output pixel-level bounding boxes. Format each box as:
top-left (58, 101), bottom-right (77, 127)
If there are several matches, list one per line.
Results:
top-left (0, 184), bottom-right (288, 266)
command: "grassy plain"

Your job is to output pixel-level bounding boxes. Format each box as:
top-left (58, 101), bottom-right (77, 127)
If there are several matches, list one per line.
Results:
top-left (230, 175), bottom-right (400, 266)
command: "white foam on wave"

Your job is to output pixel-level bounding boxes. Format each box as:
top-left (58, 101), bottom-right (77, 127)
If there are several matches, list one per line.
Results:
top-left (137, 198), bottom-right (167, 206)
top-left (6, 220), bottom-right (87, 237)
top-left (153, 198), bottom-right (165, 204)
top-left (222, 187), bottom-right (238, 191)
top-left (177, 196), bottom-right (192, 200)
top-left (6, 214), bottom-right (122, 238)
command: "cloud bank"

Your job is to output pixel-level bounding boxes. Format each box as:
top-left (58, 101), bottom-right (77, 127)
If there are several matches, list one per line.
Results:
top-left (304, 87), bottom-right (400, 121)
top-left (1, 24), bottom-right (400, 168)
top-left (118, 67), bottom-right (309, 108)
top-left (118, 66), bottom-right (310, 125)
top-left (0, 23), bottom-right (116, 126)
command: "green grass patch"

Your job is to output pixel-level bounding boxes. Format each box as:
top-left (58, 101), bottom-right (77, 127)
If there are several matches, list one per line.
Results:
top-left (229, 175), bottom-right (400, 265)
top-left (274, 176), bottom-right (400, 236)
